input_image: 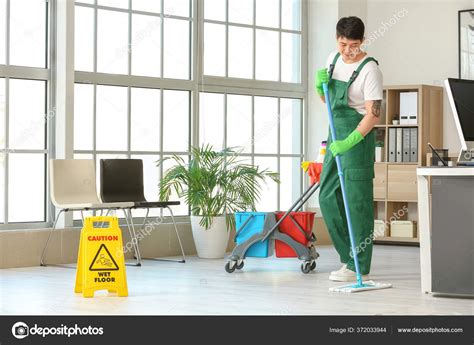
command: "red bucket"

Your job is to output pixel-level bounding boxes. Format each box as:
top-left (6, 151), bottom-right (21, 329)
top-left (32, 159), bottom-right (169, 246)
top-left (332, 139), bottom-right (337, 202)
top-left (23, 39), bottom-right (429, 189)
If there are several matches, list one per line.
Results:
top-left (275, 212), bottom-right (315, 258)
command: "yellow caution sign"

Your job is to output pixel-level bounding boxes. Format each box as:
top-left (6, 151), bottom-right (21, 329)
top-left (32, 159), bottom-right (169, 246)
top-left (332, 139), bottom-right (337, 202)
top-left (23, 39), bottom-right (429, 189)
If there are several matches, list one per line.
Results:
top-left (74, 216), bottom-right (128, 298)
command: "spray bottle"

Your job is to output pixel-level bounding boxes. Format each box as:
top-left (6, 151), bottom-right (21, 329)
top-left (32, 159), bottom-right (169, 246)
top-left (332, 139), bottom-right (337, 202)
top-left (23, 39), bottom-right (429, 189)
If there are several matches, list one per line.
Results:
top-left (316, 140), bottom-right (327, 163)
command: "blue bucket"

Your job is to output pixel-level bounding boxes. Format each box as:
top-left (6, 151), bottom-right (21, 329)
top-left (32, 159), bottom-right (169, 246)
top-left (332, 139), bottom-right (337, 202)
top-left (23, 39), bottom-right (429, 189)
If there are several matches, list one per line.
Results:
top-left (235, 212), bottom-right (270, 258)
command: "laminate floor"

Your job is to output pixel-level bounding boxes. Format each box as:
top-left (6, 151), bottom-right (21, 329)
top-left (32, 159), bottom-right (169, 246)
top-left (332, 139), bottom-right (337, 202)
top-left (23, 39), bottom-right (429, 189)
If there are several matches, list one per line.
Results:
top-left (1, 245), bottom-right (472, 315)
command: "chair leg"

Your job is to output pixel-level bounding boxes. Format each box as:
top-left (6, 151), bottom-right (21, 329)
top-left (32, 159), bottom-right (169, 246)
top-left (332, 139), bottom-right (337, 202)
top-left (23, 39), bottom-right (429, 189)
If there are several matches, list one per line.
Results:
top-left (138, 207), bottom-right (185, 263)
top-left (128, 209), bottom-right (143, 264)
top-left (100, 209), bottom-right (110, 227)
top-left (166, 206), bottom-right (186, 263)
top-left (40, 209), bottom-right (65, 266)
top-left (122, 208), bottom-right (141, 266)
top-left (136, 208), bottom-right (150, 248)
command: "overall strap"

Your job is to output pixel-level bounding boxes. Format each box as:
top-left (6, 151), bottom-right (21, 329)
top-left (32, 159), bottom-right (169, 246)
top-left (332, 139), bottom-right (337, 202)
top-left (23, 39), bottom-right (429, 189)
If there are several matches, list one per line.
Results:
top-left (348, 57), bottom-right (379, 86)
top-left (328, 52), bottom-right (341, 79)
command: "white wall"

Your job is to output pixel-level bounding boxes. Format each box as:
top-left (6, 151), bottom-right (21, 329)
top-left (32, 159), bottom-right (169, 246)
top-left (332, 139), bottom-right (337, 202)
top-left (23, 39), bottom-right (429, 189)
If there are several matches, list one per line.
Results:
top-left (307, 0), bottom-right (340, 207)
top-left (307, 0), bottom-right (474, 207)
top-left (366, 0), bottom-right (474, 151)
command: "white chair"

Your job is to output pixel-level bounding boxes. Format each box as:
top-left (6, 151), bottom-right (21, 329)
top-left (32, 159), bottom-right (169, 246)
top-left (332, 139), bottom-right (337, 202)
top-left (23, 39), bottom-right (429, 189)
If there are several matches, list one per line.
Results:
top-left (40, 159), bottom-right (139, 267)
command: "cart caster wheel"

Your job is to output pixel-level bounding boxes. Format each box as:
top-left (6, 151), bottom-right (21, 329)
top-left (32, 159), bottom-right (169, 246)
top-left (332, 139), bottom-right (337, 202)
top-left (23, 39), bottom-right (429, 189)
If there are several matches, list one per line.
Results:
top-left (236, 261), bottom-right (244, 270)
top-left (310, 261), bottom-right (316, 271)
top-left (301, 262), bottom-right (312, 274)
top-left (225, 261), bottom-right (236, 273)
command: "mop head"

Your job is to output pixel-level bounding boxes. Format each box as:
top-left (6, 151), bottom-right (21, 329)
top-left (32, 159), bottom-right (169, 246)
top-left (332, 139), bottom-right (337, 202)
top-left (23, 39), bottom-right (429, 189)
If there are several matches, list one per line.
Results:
top-left (329, 280), bottom-right (392, 293)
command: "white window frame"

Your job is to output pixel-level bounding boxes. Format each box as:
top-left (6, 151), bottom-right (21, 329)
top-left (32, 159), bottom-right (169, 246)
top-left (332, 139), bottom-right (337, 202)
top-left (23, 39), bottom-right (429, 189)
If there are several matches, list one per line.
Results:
top-left (73, 0), bottom-right (194, 222)
top-left (1, 0), bottom-right (308, 230)
top-left (0, 0), bottom-right (53, 230)
top-left (197, 0), bottom-right (308, 210)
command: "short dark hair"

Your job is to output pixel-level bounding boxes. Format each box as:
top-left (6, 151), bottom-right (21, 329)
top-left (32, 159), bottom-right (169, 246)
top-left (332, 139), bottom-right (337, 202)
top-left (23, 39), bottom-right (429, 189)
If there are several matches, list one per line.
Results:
top-left (336, 16), bottom-right (365, 41)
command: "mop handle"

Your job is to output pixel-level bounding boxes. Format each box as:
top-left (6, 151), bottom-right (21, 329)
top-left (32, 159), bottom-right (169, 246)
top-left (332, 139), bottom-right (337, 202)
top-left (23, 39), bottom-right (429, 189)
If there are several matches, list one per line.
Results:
top-left (322, 83), bottom-right (363, 286)
top-left (260, 182), bottom-right (320, 243)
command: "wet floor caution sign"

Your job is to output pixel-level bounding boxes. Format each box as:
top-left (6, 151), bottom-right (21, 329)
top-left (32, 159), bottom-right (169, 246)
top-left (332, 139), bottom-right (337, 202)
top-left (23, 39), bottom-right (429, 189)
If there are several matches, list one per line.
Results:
top-left (74, 216), bottom-right (128, 298)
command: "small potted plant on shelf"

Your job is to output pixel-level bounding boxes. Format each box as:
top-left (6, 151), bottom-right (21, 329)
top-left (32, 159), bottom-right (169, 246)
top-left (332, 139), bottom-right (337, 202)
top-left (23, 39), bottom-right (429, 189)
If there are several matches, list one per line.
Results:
top-left (375, 140), bottom-right (385, 162)
top-left (157, 145), bottom-right (280, 259)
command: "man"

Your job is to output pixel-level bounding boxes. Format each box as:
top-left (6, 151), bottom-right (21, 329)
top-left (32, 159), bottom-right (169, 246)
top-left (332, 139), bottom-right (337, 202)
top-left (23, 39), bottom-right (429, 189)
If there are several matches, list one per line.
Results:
top-left (315, 16), bottom-right (383, 281)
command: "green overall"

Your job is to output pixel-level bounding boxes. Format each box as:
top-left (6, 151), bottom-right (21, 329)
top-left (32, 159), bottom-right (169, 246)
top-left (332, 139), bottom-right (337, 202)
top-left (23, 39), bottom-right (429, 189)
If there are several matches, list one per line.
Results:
top-left (319, 53), bottom-right (377, 275)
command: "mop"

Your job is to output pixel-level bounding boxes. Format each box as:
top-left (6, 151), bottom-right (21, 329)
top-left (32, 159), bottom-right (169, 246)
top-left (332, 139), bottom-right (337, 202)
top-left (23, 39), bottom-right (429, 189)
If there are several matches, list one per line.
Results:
top-left (322, 82), bottom-right (392, 293)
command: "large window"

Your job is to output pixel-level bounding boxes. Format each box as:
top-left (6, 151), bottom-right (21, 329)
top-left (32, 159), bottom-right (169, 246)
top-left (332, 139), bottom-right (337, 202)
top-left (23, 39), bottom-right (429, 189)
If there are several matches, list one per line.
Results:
top-left (75, 0), bottom-right (191, 79)
top-left (74, 0), bottom-right (193, 217)
top-left (2, 0), bottom-right (306, 228)
top-left (199, 93), bottom-right (302, 211)
top-left (73, 84), bottom-right (191, 217)
top-left (199, 0), bottom-right (305, 211)
top-left (0, 0), bottom-right (50, 226)
top-left (73, 0), bottom-right (306, 217)
top-left (203, 0), bottom-right (302, 83)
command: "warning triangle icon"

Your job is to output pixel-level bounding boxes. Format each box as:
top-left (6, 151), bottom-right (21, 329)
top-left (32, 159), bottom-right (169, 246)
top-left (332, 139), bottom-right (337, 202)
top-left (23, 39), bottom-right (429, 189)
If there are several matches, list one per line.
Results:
top-left (89, 244), bottom-right (120, 271)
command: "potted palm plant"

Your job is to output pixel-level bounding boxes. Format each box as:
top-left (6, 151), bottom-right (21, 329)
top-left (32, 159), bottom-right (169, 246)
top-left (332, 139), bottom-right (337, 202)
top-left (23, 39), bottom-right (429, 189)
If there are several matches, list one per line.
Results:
top-left (157, 145), bottom-right (279, 259)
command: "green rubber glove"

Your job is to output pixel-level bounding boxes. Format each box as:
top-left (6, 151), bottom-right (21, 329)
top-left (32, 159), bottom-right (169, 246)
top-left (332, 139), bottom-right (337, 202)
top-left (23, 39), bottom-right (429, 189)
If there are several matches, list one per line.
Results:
top-left (330, 130), bottom-right (364, 156)
top-left (315, 68), bottom-right (329, 96)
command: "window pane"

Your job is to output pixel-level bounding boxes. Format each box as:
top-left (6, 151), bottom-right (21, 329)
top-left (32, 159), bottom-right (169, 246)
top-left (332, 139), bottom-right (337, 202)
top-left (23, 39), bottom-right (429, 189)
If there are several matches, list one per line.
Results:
top-left (9, 0), bottom-right (46, 67)
top-left (98, 0), bottom-right (128, 9)
top-left (75, 6), bottom-right (94, 72)
top-left (256, 30), bottom-right (279, 81)
top-left (254, 157), bottom-right (278, 211)
top-left (280, 157), bottom-right (301, 210)
top-left (74, 153), bottom-right (93, 159)
top-left (281, 33), bottom-right (301, 83)
top-left (280, 98), bottom-right (301, 154)
top-left (199, 93), bottom-right (224, 150)
top-left (132, 14), bottom-right (161, 77)
top-left (131, 87), bottom-right (160, 151)
top-left (163, 90), bottom-right (189, 152)
top-left (0, 153), bottom-right (4, 223)
top-left (163, 18), bottom-right (190, 80)
top-left (8, 153), bottom-right (45, 222)
top-left (0, 0), bottom-right (6, 64)
top-left (256, 0), bottom-right (279, 28)
top-left (162, 155), bottom-right (189, 216)
top-left (164, 0), bottom-right (190, 17)
top-left (0, 93), bottom-right (3, 220)
top-left (0, 78), bottom-right (4, 147)
top-left (9, 79), bottom-right (46, 150)
top-left (130, 154), bottom-right (160, 217)
top-left (254, 96), bottom-right (278, 154)
top-left (96, 85), bottom-right (128, 151)
top-left (282, 0), bottom-right (301, 31)
top-left (204, 23), bottom-right (225, 77)
top-left (228, 26), bottom-right (253, 79)
top-left (76, 0), bottom-right (94, 4)
top-left (204, 0), bottom-right (225, 21)
top-left (132, 0), bottom-right (161, 13)
top-left (97, 10), bottom-right (128, 74)
top-left (74, 84), bottom-right (94, 151)
top-left (228, 0), bottom-right (253, 25)
top-left (227, 94), bottom-right (251, 153)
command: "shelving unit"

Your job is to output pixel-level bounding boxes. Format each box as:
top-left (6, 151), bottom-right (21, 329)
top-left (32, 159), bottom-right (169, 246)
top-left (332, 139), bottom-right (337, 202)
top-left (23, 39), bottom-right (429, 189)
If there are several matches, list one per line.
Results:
top-left (372, 85), bottom-right (444, 245)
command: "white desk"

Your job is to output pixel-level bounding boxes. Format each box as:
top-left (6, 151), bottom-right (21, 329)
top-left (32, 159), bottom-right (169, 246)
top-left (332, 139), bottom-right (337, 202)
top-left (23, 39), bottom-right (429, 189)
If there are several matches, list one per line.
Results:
top-left (417, 166), bottom-right (474, 294)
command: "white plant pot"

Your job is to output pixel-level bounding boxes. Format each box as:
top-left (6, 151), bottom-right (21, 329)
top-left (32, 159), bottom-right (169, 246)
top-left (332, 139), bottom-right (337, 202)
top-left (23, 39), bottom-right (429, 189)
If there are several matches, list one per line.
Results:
top-left (190, 215), bottom-right (230, 259)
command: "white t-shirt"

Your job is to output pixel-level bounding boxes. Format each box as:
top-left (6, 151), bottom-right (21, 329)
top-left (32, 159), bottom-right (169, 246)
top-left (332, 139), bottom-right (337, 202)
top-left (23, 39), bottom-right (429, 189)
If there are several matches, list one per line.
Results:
top-left (325, 51), bottom-right (383, 115)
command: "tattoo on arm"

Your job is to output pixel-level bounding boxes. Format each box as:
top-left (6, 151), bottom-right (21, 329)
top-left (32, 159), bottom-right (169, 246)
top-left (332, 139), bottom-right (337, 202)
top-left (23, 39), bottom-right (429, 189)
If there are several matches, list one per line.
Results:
top-left (371, 100), bottom-right (382, 117)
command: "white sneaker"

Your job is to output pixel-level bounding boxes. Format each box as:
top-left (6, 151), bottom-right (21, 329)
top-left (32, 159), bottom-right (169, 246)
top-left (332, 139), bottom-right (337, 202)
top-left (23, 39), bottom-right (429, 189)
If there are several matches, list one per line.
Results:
top-left (329, 267), bottom-right (369, 282)
top-left (330, 264), bottom-right (347, 276)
